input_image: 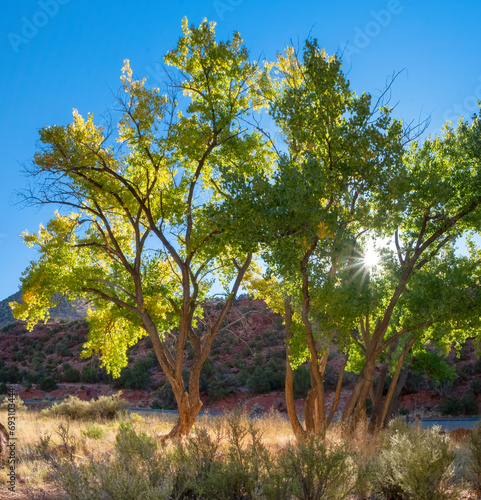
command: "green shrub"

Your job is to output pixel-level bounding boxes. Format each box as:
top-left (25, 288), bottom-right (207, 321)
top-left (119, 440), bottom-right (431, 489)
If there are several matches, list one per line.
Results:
top-left (152, 381), bottom-right (176, 410)
top-left (462, 392), bottom-right (479, 416)
top-left (293, 365), bottom-right (311, 399)
top-left (81, 423), bottom-right (105, 440)
top-left (265, 435), bottom-right (356, 499)
top-left (42, 396), bottom-right (89, 420)
top-left (61, 365), bottom-right (81, 383)
top-left (90, 394), bottom-right (129, 419)
top-left (199, 360), bottom-right (239, 401)
top-left (172, 412), bottom-right (269, 499)
top-left (150, 399), bottom-right (167, 410)
top-left (247, 366), bottom-right (271, 394)
top-left (0, 382), bottom-right (8, 395)
top-left (58, 344), bottom-right (73, 357)
top-left (441, 394), bottom-right (479, 416)
top-left (81, 366), bottom-right (98, 384)
top-left (113, 361), bottom-right (152, 390)
top-left (456, 362), bottom-right (475, 381)
top-left (471, 378), bottom-right (481, 396)
top-left (459, 343), bottom-right (471, 361)
top-left (475, 356), bottom-right (481, 374)
top-left (11, 352), bottom-right (26, 362)
top-left (38, 377), bottom-right (58, 392)
top-left (373, 425), bottom-right (457, 499)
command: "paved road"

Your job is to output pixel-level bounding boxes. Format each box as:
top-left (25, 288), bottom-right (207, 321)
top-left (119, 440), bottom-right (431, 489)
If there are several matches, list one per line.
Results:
top-left (21, 400), bottom-right (481, 430)
top-left (417, 418), bottom-right (481, 431)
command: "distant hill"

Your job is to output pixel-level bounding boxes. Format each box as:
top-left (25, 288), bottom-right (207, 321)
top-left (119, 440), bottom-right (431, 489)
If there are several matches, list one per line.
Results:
top-left (0, 290), bottom-right (88, 328)
top-left (0, 296), bottom-right (479, 419)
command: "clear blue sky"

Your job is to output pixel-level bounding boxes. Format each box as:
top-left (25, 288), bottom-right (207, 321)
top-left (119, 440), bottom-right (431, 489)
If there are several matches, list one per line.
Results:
top-left (1, 0), bottom-right (481, 299)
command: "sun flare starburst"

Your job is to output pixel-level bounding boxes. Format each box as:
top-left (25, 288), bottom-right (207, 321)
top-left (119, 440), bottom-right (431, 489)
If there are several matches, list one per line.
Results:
top-left (363, 242), bottom-right (380, 268)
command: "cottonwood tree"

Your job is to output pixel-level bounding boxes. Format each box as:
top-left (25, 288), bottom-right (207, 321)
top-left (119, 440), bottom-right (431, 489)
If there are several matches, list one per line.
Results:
top-left (274, 112), bottom-right (481, 437)
top-left (214, 40), bottom-right (408, 439)
top-left (220, 39), bottom-right (481, 439)
top-left (341, 115), bottom-right (481, 433)
top-left (11, 18), bottom-right (272, 437)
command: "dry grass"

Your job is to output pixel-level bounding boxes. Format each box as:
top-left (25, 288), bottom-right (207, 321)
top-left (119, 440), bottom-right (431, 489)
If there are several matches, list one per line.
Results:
top-left (1, 407), bottom-right (480, 499)
top-left (0, 408), bottom-right (293, 496)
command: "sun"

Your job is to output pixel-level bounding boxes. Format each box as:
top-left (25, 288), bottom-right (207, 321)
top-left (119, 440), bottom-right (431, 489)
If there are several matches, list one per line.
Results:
top-left (363, 241), bottom-right (380, 268)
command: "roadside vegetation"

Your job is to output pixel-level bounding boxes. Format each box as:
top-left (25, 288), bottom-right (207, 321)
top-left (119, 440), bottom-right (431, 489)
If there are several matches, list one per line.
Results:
top-left (2, 401), bottom-right (481, 499)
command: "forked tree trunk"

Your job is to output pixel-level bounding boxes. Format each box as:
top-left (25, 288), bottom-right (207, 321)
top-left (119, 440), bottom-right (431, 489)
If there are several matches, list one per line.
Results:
top-left (368, 342), bottom-right (397, 432)
top-left (147, 254), bottom-right (252, 439)
top-left (165, 391), bottom-right (202, 438)
top-left (341, 357), bottom-right (376, 434)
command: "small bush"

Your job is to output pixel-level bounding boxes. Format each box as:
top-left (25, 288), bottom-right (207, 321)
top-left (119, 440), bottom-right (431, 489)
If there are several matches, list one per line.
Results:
top-left (266, 435), bottom-right (356, 499)
top-left (373, 425), bottom-right (457, 499)
top-left (42, 422), bottom-right (170, 499)
top-left (462, 392), bottom-right (479, 416)
top-left (81, 423), bottom-right (105, 440)
top-left (456, 362), bottom-right (475, 381)
top-left (0, 395), bottom-right (27, 413)
top-left (38, 377), bottom-right (58, 392)
top-left (475, 356), bottom-right (481, 374)
top-left (471, 378), bottom-right (481, 397)
top-left (90, 394), bottom-right (129, 419)
top-left (441, 396), bottom-right (463, 416)
top-left (175, 411), bottom-right (269, 499)
top-left (152, 381), bottom-right (176, 410)
top-left (112, 361), bottom-right (152, 390)
top-left (293, 365), bottom-right (311, 399)
top-left (61, 366), bottom-right (81, 383)
top-left (42, 396), bottom-right (89, 420)
top-left (81, 366), bottom-right (98, 384)
top-left (0, 382), bottom-right (7, 395)
top-left (459, 343), bottom-right (471, 361)
top-left (441, 394), bottom-right (479, 416)
top-left (247, 366), bottom-right (271, 394)
top-left (41, 393), bottom-right (128, 420)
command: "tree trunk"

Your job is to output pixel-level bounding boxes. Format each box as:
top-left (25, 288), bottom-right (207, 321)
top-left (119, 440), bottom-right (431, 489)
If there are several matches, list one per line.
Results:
top-left (304, 389), bottom-right (317, 433)
top-left (378, 336), bottom-right (416, 430)
top-left (326, 353), bottom-right (347, 428)
top-left (164, 390), bottom-right (201, 438)
top-left (368, 341), bottom-right (398, 432)
top-left (284, 297), bottom-right (306, 441)
top-left (368, 363), bottom-right (388, 432)
top-left (383, 367), bottom-right (410, 427)
top-left (341, 357), bottom-right (376, 434)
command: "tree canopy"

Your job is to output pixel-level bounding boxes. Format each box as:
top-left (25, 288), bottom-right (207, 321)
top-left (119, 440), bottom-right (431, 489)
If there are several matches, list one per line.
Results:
top-left (11, 18), bottom-right (272, 437)
top-left (11, 19), bottom-right (481, 439)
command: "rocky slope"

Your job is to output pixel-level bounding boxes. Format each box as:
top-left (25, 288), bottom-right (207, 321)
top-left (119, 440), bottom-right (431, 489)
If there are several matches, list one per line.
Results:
top-left (0, 297), bottom-right (480, 419)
